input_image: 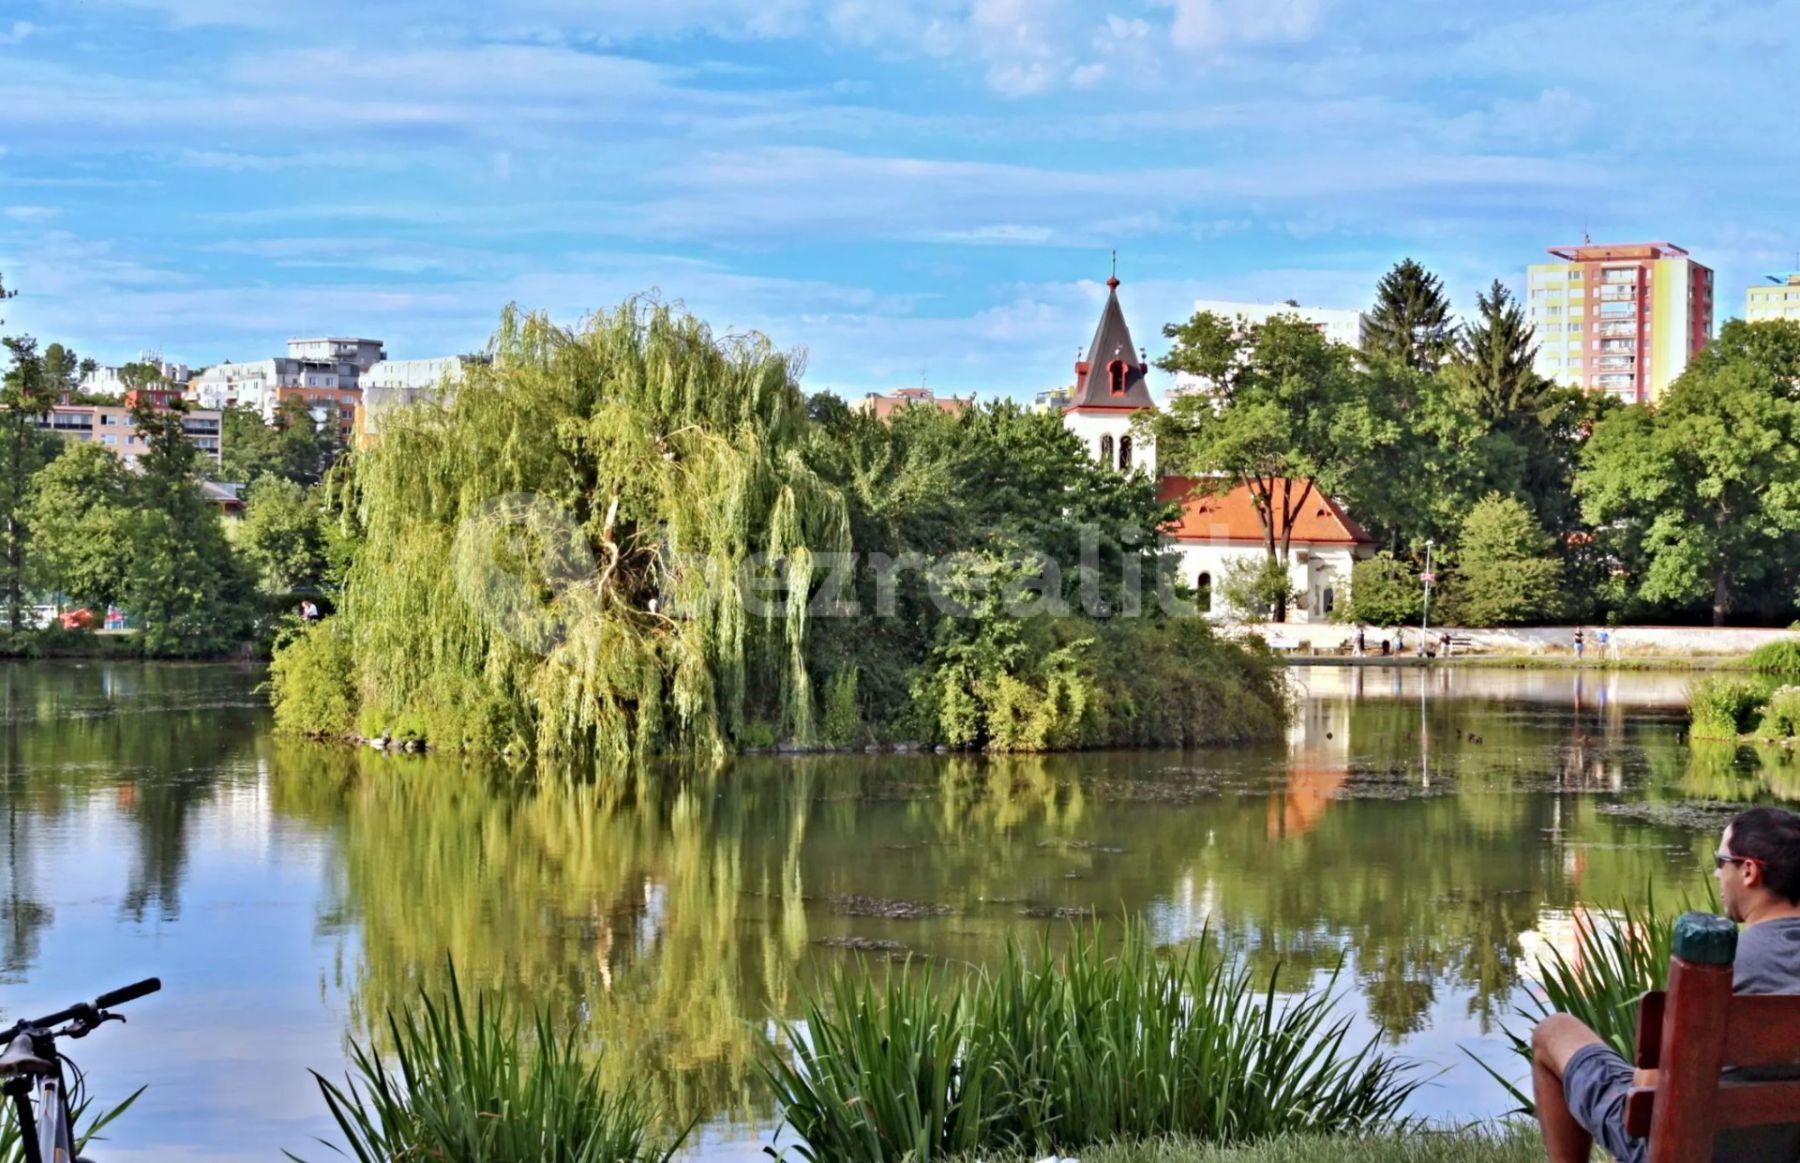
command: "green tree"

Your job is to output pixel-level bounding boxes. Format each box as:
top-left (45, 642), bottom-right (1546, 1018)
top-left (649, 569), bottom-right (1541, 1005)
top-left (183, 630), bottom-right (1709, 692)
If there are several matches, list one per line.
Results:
top-left (1340, 552), bottom-right (1422, 626)
top-left (216, 397), bottom-right (337, 485)
top-left (236, 476), bottom-right (329, 594)
top-left (1363, 259), bottom-right (1453, 372)
top-left (123, 402), bottom-right (254, 653)
top-left (1154, 312), bottom-right (1385, 620)
top-left (0, 337), bottom-right (63, 630)
top-left (1577, 320), bottom-right (1800, 625)
top-left (42, 343), bottom-right (84, 398)
top-left (1218, 555), bottom-right (1300, 623)
top-left (1439, 493), bottom-right (1565, 626)
top-left (24, 441), bottom-right (133, 612)
top-left (1451, 280), bottom-right (1546, 425)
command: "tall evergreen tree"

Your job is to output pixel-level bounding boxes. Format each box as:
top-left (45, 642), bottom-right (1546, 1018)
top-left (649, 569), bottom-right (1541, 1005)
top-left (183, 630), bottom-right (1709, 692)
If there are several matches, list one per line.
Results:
top-left (1452, 280), bottom-right (1546, 426)
top-left (1363, 259), bottom-right (1453, 371)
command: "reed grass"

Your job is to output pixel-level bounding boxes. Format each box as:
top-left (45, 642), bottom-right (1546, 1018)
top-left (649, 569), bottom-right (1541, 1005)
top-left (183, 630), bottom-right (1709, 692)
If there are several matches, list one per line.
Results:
top-left (0, 1085), bottom-right (142, 1163)
top-left (1479, 896), bottom-right (1693, 1112)
top-left (760, 925), bottom-right (1419, 1162)
top-left (290, 966), bottom-right (681, 1162)
top-left (1688, 675), bottom-right (1774, 740)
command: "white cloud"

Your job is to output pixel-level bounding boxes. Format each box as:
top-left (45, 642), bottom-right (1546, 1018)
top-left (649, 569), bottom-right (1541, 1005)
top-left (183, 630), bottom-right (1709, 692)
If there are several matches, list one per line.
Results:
top-left (0, 20), bottom-right (35, 44)
top-left (2, 206), bottom-right (60, 222)
top-left (1160, 0), bottom-right (1327, 53)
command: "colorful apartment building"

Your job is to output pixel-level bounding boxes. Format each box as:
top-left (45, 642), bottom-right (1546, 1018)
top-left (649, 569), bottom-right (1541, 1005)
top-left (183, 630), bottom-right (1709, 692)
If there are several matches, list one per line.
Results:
top-left (1747, 273), bottom-right (1800, 323)
top-left (1527, 242), bottom-right (1713, 403)
top-left (34, 403), bottom-right (222, 467)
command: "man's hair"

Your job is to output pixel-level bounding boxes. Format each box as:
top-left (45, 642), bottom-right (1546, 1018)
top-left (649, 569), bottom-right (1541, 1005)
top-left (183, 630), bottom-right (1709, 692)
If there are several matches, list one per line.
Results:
top-left (1731, 807), bottom-right (1800, 904)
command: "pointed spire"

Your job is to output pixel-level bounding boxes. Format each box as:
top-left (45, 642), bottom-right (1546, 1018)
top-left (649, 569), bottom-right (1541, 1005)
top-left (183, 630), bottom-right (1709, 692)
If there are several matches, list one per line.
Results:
top-left (1069, 264), bottom-right (1154, 411)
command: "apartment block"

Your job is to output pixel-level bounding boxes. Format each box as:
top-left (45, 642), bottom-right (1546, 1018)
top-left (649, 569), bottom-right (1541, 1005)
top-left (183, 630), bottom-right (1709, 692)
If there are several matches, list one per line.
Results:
top-left (1527, 242), bottom-right (1713, 403)
top-left (189, 336), bottom-right (385, 443)
top-left (34, 404), bottom-right (222, 467)
top-left (1747, 273), bottom-right (1800, 323)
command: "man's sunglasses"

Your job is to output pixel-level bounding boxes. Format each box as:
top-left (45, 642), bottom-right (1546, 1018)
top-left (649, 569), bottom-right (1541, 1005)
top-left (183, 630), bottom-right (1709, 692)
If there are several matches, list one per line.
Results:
top-left (1715, 851), bottom-right (1760, 869)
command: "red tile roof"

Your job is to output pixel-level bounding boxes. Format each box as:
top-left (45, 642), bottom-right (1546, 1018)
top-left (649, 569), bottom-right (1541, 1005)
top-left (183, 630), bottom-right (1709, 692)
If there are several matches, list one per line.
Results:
top-left (1158, 476), bottom-right (1373, 545)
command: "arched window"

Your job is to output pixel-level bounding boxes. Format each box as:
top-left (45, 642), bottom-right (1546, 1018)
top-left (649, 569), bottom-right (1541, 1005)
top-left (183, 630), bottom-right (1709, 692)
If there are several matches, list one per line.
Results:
top-left (1108, 359), bottom-right (1127, 395)
top-left (1098, 434), bottom-right (1114, 465)
top-left (1118, 434), bottom-right (1132, 471)
top-left (1323, 586), bottom-right (1336, 615)
top-left (1196, 571), bottom-right (1212, 613)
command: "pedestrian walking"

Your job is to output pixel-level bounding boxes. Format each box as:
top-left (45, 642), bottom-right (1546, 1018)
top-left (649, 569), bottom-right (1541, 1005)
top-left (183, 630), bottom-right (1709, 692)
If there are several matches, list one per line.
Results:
top-left (1573, 626), bottom-right (1585, 660)
top-left (1355, 625), bottom-right (1366, 657)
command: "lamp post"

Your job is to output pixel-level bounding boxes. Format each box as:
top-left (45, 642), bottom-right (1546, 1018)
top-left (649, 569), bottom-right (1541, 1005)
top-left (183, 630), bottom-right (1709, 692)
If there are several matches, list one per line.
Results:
top-left (1420, 540), bottom-right (1435, 655)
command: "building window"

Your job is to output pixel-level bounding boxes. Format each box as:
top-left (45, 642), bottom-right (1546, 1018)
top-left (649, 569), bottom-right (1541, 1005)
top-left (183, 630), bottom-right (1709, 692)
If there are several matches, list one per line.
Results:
top-left (1196, 571), bottom-right (1212, 612)
top-left (1107, 360), bottom-right (1127, 396)
top-left (1099, 434), bottom-right (1114, 465)
top-left (1118, 434), bottom-right (1132, 471)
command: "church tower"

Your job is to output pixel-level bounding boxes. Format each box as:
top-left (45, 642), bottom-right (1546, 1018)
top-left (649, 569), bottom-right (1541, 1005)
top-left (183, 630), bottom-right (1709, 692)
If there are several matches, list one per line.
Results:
top-left (1064, 272), bottom-right (1156, 475)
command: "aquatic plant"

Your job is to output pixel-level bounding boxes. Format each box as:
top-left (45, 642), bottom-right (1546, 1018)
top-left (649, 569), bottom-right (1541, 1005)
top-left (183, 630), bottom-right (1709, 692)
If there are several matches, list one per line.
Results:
top-left (1687, 675), bottom-right (1773, 740)
top-left (759, 925), bottom-right (1418, 1161)
top-left (293, 966), bottom-right (681, 1163)
top-left (1743, 638), bottom-right (1800, 678)
top-left (1755, 685), bottom-right (1800, 739)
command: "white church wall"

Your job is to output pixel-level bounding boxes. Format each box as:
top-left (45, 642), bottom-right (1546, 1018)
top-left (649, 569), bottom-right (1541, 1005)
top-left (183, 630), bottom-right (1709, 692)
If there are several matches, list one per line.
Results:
top-left (1168, 540), bottom-right (1361, 624)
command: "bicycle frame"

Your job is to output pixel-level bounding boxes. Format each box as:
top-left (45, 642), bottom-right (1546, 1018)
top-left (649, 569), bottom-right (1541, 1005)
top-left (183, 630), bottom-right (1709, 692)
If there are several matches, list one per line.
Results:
top-left (3, 1039), bottom-right (77, 1163)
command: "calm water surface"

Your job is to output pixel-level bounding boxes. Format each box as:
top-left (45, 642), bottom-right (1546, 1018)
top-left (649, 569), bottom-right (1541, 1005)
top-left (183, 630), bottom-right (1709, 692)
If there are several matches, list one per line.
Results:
top-left (1, 661), bottom-right (1791, 1159)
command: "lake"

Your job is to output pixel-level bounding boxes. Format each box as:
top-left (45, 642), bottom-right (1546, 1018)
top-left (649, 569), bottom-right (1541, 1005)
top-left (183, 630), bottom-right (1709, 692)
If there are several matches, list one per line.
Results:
top-left (0, 660), bottom-right (1784, 1159)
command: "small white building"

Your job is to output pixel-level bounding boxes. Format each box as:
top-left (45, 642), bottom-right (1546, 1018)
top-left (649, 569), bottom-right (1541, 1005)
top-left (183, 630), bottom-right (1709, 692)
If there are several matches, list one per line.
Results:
top-left (1158, 476), bottom-right (1373, 622)
top-left (1061, 275), bottom-right (1375, 623)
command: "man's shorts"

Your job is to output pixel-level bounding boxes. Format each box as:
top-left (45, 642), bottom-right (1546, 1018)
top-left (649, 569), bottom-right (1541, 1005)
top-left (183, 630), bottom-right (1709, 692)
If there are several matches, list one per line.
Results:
top-left (1565, 1042), bottom-right (1646, 1163)
top-left (1565, 1042), bottom-right (1800, 1162)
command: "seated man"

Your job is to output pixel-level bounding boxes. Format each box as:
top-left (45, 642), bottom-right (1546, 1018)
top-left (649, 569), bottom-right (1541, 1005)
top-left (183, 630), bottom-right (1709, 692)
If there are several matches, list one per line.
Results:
top-left (1532, 807), bottom-right (1800, 1162)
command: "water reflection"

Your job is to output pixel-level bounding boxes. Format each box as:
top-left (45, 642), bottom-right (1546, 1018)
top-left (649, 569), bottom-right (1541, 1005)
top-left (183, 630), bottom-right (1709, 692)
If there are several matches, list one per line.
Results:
top-left (1, 661), bottom-right (1795, 1159)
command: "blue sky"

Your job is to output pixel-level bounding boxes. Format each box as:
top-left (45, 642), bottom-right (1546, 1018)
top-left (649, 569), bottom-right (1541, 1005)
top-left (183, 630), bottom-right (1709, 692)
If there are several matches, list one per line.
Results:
top-left (1, 0), bottom-right (1796, 399)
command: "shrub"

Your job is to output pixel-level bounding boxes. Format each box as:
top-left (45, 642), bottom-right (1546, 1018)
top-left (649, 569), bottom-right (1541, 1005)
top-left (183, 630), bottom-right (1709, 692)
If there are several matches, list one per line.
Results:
top-left (1744, 638), bottom-right (1800, 678)
top-left (759, 925), bottom-right (1418, 1162)
top-left (1688, 676), bottom-right (1773, 740)
top-left (1757, 686), bottom-right (1800, 739)
top-left (269, 622), bottom-right (357, 738)
top-left (1219, 556), bottom-right (1301, 622)
top-left (908, 617), bottom-right (1286, 752)
top-left (1436, 494), bottom-right (1564, 627)
top-left (296, 967), bottom-right (679, 1162)
top-left (1338, 552), bottom-right (1420, 626)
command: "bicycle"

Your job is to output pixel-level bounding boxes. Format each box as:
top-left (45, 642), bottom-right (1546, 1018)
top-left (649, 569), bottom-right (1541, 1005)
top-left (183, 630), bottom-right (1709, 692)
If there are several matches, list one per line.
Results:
top-left (0, 978), bottom-right (160, 1163)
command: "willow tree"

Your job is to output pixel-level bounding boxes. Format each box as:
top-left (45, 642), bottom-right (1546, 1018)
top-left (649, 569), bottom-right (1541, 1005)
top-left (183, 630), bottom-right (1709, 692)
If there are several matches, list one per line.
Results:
top-left (285, 301), bottom-right (849, 764)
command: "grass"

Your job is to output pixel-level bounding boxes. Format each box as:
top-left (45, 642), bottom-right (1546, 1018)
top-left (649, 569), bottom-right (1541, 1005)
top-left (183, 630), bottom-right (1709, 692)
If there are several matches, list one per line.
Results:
top-left (290, 965), bottom-right (682, 1163)
top-left (760, 925), bottom-right (1419, 1163)
top-left (1744, 639), bottom-right (1800, 678)
top-left (982, 1123), bottom-right (1541, 1162)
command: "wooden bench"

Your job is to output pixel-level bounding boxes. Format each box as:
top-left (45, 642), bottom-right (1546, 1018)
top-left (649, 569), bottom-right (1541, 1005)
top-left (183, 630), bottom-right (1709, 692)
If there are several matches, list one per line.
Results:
top-left (1623, 913), bottom-right (1800, 1161)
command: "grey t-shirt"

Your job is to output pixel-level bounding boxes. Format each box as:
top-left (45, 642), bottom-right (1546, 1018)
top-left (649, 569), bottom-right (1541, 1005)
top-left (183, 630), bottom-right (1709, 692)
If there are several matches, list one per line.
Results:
top-left (1720, 917), bottom-right (1800, 1162)
top-left (1733, 916), bottom-right (1800, 995)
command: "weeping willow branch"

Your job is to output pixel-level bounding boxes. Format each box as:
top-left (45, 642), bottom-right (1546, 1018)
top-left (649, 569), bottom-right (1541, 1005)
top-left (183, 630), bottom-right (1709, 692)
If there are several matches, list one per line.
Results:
top-left (276, 299), bottom-right (849, 765)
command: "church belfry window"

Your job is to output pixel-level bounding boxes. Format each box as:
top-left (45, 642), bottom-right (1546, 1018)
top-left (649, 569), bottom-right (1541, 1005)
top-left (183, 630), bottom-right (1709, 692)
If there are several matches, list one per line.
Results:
top-left (1118, 434), bottom-right (1132, 471)
top-left (1099, 434), bottom-right (1114, 465)
top-left (1196, 571), bottom-right (1212, 612)
top-left (1108, 359), bottom-right (1127, 396)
